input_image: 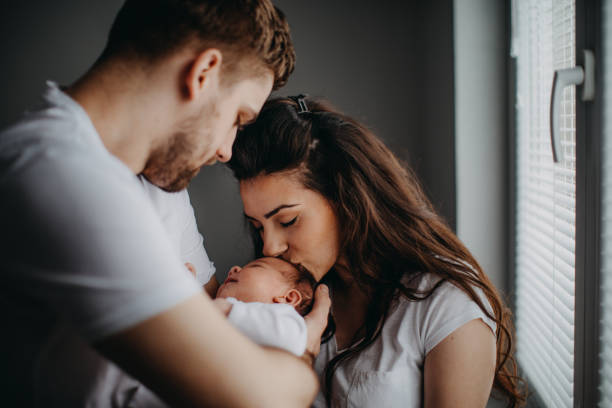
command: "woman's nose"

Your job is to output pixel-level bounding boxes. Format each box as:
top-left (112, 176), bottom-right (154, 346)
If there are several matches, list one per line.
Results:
top-left (261, 231), bottom-right (288, 257)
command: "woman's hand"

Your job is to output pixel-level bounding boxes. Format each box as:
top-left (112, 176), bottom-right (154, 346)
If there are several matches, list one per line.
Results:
top-left (302, 284), bottom-right (331, 365)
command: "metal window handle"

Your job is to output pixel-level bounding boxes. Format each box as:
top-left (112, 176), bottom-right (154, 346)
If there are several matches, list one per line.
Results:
top-left (549, 49), bottom-right (595, 163)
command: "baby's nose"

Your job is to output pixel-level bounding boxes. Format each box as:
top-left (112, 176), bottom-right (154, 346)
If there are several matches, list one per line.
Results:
top-left (228, 266), bottom-right (241, 278)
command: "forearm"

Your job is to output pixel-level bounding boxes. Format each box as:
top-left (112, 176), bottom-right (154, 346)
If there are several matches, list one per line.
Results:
top-left (259, 347), bottom-right (319, 407)
top-left (96, 294), bottom-right (318, 408)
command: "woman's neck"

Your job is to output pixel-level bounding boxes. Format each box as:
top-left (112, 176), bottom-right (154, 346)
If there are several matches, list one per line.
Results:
top-left (329, 266), bottom-right (371, 350)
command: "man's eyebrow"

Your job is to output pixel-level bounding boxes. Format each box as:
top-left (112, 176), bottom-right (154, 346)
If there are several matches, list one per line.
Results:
top-left (243, 204), bottom-right (299, 220)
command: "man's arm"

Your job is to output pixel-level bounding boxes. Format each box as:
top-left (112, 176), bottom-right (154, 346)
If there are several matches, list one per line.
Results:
top-left (96, 292), bottom-right (318, 408)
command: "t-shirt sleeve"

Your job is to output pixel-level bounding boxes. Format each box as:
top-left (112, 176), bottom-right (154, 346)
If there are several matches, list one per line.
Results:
top-left (177, 190), bottom-right (216, 286)
top-left (138, 178), bottom-right (216, 287)
top-left (1, 152), bottom-right (202, 342)
top-left (418, 279), bottom-right (497, 354)
top-left (225, 298), bottom-right (307, 356)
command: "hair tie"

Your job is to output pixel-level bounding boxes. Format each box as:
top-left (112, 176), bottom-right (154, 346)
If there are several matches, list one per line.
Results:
top-left (289, 94), bottom-right (310, 114)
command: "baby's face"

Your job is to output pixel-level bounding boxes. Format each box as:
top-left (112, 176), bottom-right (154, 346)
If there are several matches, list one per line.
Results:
top-left (216, 257), bottom-right (293, 303)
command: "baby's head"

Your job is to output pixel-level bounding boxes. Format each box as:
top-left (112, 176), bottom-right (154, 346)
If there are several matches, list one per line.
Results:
top-left (216, 257), bottom-right (316, 316)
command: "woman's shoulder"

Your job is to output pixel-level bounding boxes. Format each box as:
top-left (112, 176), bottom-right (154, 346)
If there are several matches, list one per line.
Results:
top-left (391, 273), bottom-right (497, 354)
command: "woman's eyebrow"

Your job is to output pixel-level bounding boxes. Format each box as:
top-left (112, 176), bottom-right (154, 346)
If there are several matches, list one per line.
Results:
top-left (243, 204), bottom-right (299, 220)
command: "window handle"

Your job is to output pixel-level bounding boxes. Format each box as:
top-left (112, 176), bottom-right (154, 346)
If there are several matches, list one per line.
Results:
top-left (549, 49), bottom-right (595, 162)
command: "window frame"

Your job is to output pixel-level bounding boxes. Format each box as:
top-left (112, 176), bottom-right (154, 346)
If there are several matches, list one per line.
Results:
top-left (508, 0), bottom-right (603, 406)
top-left (573, 0), bottom-right (602, 406)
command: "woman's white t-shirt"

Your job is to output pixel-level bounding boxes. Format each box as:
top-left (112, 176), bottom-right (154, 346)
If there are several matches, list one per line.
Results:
top-left (312, 274), bottom-right (496, 408)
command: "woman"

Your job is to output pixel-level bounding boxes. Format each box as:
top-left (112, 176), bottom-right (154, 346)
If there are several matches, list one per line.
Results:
top-left (227, 96), bottom-right (525, 407)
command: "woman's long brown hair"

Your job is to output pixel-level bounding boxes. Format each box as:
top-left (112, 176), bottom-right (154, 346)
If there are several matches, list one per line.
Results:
top-left (228, 97), bottom-right (526, 407)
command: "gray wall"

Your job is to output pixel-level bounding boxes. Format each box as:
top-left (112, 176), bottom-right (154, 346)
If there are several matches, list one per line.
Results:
top-left (190, 0), bottom-right (457, 278)
top-left (0, 1), bottom-right (456, 281)
top-left (454, 0), bottom-right (508, 294)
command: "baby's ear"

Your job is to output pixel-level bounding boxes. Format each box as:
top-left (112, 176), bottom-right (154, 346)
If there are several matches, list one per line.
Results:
top-left (273, 289), bottom-right (303, 307)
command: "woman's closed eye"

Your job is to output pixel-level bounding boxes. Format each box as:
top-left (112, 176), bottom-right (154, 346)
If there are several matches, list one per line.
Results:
top-left (281, 216), bottom-right (297, 227)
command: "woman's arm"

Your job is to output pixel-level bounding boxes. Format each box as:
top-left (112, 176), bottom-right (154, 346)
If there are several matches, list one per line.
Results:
top-left (423, 319), bottom-right (496, 408)
top-left (96, 293), bottom-right (318, 408)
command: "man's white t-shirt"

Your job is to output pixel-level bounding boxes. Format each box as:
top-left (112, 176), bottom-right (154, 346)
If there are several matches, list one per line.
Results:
top-left (312, 274), bottom-right (497, 408)
top-left (138, 176), bottom-right (216, 287)
top-left (0, 82), bottom-right (203, 406)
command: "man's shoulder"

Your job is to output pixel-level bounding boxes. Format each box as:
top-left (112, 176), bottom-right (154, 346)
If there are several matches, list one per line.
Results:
top-left (1, 108), bottom-right (134, 189)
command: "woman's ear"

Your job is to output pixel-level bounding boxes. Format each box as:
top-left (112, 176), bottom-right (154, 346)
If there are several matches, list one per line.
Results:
top-left (184, 48), bottom-right (222, 101)
top-left (273, 289), bottom-right (303, 307)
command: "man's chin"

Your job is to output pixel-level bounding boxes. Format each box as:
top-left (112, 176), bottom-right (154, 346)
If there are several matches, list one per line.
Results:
top-left (142, 167), bottom-right (201, 192)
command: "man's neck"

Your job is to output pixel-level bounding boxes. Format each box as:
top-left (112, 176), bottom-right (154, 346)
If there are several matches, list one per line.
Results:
top-left (65, 60), bottom-right (171, 174)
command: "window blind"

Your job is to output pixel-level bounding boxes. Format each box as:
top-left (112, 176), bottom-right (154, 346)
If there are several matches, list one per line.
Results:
top-left (512, 1), bottom-right (576, 407)
top-left (599, 2), bottom-right (612, 406)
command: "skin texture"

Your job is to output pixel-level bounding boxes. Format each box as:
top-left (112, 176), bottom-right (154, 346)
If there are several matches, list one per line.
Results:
top-left (140, 50), bottom-right (273, 191)
top-left (240, 172), bottom-right (341, 281)
top-left (239, 172), bottom-right (498, 407)
top-left (216, 257), bottom-right (303, 307)
top-left (67, 46), bottom-right (326, 406)
top-left (424, 319), bottom-right (497, 407)
top-left (67, 48), bottom-right (271, 190)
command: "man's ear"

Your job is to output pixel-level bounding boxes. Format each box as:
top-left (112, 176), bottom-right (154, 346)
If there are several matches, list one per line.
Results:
top-left (184, 48), bottom-right (222, 101)
top-left (273, 289), bottom-right (303, 307)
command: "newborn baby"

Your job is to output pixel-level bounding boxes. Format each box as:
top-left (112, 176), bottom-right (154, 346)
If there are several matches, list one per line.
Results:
top-left (212, 257), bottom-right (316, 356)
top-left (115, 257), bottom-right (317, 408)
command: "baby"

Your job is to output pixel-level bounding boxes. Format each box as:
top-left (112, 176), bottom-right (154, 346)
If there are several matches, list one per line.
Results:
top-left (115, 257), bottom-right (317, 408)
top-left (212, 257), bottom-right (316, 357)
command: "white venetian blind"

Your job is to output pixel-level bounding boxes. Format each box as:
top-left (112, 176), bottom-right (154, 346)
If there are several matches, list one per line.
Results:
top-left (512, 1), bottom-right (576, 407)
top-left (599, 2), bottom-right (612, 406)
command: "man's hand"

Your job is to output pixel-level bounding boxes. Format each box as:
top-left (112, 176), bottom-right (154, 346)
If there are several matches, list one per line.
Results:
top-left (212, 298), bottom-right (233, 316)
top-left (302, 284), bottom-right (331, 364)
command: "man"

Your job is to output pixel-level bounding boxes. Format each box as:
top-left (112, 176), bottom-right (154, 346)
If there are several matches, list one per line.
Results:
top-left (0, 1), bottom-right (330, 406)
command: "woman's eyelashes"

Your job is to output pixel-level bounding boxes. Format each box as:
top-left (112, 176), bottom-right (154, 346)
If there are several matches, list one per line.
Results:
top-left (249, 216), bottom-right (297, 232)
top-left (281, 216), bottom-right (298, 227)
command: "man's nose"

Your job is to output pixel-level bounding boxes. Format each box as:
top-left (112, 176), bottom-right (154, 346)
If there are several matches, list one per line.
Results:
top-left (262, 231), bottom-right (288, 258)
top-left (216, 131), bottom-right (237, 163)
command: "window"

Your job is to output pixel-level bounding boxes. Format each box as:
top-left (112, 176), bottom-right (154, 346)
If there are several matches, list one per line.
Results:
top-left (599, 3), bottom-right (612, 406)
top-left (512, 1), bottom-right (577, 406)
top-left (511, 0), bottom-right (608, 406)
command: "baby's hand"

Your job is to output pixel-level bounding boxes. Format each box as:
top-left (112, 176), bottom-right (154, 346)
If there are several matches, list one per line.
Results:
top-left (212, 298), bottom-right (233, 316)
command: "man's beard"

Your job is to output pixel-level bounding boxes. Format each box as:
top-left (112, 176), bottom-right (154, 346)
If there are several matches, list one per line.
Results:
top-left (141, 131), bottom-right (202, 192)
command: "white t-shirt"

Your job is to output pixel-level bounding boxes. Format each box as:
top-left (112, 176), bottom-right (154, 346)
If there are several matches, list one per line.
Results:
top-left (312, 274), bottom-right (496, 408)
top-left (226, 297), bottom-right (307, 356)
top-left (138, 176), bottom-right (216, 286)
top-left (0, 82), bottom-right (202, 406)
